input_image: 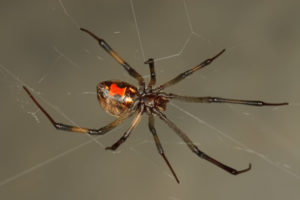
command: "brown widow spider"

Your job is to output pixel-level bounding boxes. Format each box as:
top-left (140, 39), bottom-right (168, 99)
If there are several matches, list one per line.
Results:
top-left (23, 28), bottom-right (288, 184)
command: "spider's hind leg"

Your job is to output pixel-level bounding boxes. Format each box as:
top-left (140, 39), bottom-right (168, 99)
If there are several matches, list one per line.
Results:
top-left (23, 86), bottom-right (128, 135)
top-left (148, 114), bottom-right (180, 183)
top-left (105, 106), bottom-right (144, 151)
top-left (156, 109), bottom-right (252, 176)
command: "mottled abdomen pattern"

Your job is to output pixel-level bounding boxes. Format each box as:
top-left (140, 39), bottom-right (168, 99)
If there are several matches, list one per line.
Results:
top-left (97, 80), bottom-right (138, 116)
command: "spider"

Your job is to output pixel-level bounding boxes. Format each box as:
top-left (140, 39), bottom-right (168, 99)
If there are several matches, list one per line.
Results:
top-left (23, 28), bottom-right (288, 184)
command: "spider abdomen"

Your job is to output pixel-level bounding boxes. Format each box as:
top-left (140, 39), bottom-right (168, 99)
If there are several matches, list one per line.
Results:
top-left (97, 80), bottom-right (138, 116)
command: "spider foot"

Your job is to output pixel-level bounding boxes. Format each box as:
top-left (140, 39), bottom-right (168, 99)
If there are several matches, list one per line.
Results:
top-left (212, 49), bottom-right (226, 60)
top-left (261, 102), bottom-right (288, 106)
top-left (105, 144), bottom-right (118, 151)
top-left (232, 163), bottom-right (252, 175)
top-left (105, 138), bottom-right (125, 151)
top-left (201, 49), bottom-right (226, 66)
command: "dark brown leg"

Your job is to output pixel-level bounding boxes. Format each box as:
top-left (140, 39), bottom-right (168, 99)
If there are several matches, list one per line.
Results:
top-left (164, 93), bottom-right (288, 106)
top-left (80, 28), bottom-right (144, 86)
top-left (23, 86), bottom-right (129, 135)
top-left (105, 106), bottom-right (144, 151)
top-left (148, 114), bottom-right (180, 183)
top-left (154, 49), bottom-right (225, 92)
top-left (155, 109), bottom-right (251, 175)
top-left (144, 58), bottom-right (156, 87)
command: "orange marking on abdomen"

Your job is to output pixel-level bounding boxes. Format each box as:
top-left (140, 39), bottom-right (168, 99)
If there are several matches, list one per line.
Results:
top-left (109, 83), bottom-right (126, 97)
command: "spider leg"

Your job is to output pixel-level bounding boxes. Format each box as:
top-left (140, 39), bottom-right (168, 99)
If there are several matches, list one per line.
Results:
top-left (155, 109), bottom-right (251, 175)
top-left (154, 49), bottom-right (225, 92)
top-left (148, 114), bottom-right (180, 183)
top-left (163, 93), bottom-right (288, 106)
top-left (80, 28), bottom-right (144, 86)
top-left (105, 105), bottom-right (144, 151)
top-left (23, 86), bottom-right (129, 135)
top-left (144, 58), bottom-right (156, 87)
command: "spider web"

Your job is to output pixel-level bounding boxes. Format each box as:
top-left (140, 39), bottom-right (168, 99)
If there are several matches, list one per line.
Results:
top-left (0, 0), bottom-right (300, 199)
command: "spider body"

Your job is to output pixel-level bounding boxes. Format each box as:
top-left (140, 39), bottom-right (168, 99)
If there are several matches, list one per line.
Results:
top-left (23, 28), bottom-right (288, 184)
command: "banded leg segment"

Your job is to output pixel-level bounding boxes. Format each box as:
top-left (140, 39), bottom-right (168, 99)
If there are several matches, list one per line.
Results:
top-left (164, 93), bottom-right (288, 106)
top-left (23, 86), bottom-right (129, 135)
top-left (155, 109), bottom-right (251, 175)
top-left (148, 114), bottom-right (180, 183)
top-left (144, 58), bottom-right (156, 87)
top-left (80, 28), bottom-right (144, 85)
top-left (105, 105), bottom-right (144, 151)
top-left (154, 49), bottom-right (225, 92)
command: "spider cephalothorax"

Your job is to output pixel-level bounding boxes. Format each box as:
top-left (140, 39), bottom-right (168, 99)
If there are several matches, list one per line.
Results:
top-left (142, 93), bottom-right (169, 112)
top-left (23, 28), bottom-right (288, 183)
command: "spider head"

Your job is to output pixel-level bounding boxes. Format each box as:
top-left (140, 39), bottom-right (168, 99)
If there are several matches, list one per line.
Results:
top-left (143, 94), bottom-right (169, 112)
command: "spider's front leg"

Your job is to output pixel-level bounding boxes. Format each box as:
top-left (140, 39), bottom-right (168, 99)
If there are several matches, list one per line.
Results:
top-left (144, 58), bottom-right (156, 87)
top-left (80, 28), bottom-right (144, 86)
top-left (163, 93), bottom-right (288, 106)
top-left (154, 49), bottom-right (225, 92)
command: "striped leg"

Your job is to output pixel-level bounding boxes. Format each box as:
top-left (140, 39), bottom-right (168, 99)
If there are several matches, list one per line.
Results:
top-left (23, 86), bottom-right (129, 135)
top-left (164, 93), bottom-right (288, 106)
top-left (144, 58), bottom-right (156, 87)
top-left (80, 28), bottom-right (144, 86)
top-left (154, 49), bottom-right (225, 92)
top-left (105, 105), bottom-right (144, 151)
top-left (155, 109), bottom-right (251, 176)
top-left (148, 114), bottom-right (180, 183)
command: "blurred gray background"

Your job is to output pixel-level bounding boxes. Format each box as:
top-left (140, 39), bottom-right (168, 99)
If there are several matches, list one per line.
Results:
top-left (0, 0), bottom-right (299, 199)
